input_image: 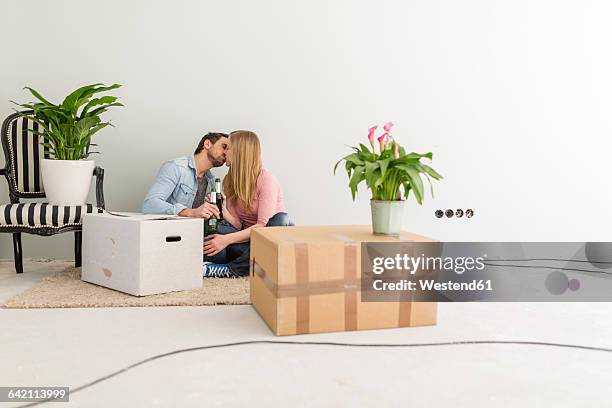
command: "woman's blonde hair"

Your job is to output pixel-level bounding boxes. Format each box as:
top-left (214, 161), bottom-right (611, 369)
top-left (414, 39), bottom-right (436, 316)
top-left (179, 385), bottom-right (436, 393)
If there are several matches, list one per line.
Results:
top-left (224, 130), bottom-right (262, 213)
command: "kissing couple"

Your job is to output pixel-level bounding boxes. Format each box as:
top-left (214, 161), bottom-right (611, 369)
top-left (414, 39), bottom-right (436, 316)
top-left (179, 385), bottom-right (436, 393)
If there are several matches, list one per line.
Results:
top-left (143, 130), bottom-right (293, 278)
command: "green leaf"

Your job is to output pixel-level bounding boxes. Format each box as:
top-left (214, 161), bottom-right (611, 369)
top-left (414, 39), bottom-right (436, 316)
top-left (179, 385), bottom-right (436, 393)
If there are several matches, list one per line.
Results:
top-left (349, 165), bottom-right (365, 200)
top-left (80, 96), bottom-right (118, 116)
top-left (333, 152), bottom-right (365, 176)
top-left (334, 153), bottom-right (354, 174)
top-left (420, 171), bottom-right (435, 198)
top-left (358, 150), bottom-right (378, 163)
top-left (20, 115), bottom-right (51, 133)
top-left (63, 83), bottom-right (122, 115)
top-left (373, 169), bottom-right (384, 188)
top-left (86, 122), bottom-right (110, 139)
top-left (379, 158), bottom-right (391, 179)
top-left (85, 103), bottom-right (124, 118)
top-left (365, 162), bottom-right (379, 188)
top-left (61, 83), bottom-right (104, 112)
top-left (402, 165), bottom-right (424, 204)
top-left (359, 143), bottom-right (372, 154)
top-left (392, 152), bottom-right (433, 165)
top-left (11, 101), bottom-right (35, 110)
top-left (421, 164), bottom-right (443, 180)
top-left (402, 182), bottom-right (412, 199)
top-left (412, 162), bottom-right (440, 198)
top-left (345, 160), bottom-right (353, 178)
top-left (27, 129), bottom-right (47, 138)
top-left (380, 148), bottom-right (393, 159)
top-left (22, 87), bottom-right (55, 106)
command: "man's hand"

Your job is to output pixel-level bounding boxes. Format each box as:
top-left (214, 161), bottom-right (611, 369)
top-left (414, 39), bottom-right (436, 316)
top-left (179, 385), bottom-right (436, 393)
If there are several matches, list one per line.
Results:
top-left (179, 202), bottom-right (220, 219)
top-left (203, 234), bottom-right (230, 256)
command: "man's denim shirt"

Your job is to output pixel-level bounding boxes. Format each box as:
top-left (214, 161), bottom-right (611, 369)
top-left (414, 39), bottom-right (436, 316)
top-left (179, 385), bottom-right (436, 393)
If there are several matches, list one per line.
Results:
top-left (142, 156), bottom-right (215, 215)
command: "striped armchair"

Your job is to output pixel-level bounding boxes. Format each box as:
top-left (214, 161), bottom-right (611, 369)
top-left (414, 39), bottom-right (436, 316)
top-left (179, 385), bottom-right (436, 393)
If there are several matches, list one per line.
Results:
top-left (0, 112), bottom-right (105, 273)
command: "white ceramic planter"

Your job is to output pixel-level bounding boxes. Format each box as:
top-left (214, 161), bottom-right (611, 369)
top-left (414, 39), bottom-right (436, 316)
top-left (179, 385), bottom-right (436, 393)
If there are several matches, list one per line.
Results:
top-left (370, 199), bottom-right (405, 236)
top-left (41, 159), bottom-right (95, 206)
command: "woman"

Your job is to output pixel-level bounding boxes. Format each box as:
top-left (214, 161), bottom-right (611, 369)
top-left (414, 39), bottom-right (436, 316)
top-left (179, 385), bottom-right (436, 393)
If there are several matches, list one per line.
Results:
top-left (203, 130), bottom-right (293, 277)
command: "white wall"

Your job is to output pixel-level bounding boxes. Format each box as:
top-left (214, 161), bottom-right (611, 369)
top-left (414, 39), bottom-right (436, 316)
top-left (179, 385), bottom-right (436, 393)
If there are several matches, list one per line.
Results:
top-left (2, 0), bottom-right (611, 261)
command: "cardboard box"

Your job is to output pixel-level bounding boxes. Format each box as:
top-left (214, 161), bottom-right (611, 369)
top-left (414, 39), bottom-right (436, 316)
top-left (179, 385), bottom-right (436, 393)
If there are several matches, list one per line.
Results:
top-left (82, 212), bottom-right (203, 296)
top-left (250, 225), bottom-right (438, 335)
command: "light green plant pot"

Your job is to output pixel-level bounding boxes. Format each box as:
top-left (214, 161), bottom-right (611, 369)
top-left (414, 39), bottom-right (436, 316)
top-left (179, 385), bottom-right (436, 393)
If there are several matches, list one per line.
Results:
top-left (370, 199), bottom-right (405, 236)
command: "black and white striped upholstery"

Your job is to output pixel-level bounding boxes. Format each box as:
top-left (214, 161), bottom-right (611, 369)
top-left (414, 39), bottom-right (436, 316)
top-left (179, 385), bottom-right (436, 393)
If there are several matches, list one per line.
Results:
top-left (1, 203), bottom-right (103, 229)
top-left (4, 114), bottom-right (48, 195)
top-left (2, 112), bottom-right (107, 273)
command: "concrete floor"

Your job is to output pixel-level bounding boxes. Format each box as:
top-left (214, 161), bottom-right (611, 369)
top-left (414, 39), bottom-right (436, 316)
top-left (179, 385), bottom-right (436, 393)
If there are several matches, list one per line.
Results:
top-left (1, 260), bottom-right (612, 407)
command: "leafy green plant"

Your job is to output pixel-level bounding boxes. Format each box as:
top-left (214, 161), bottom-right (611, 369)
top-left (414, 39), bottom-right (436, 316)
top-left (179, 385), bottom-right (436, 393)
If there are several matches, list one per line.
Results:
top-left (334, 122), bottom-right (443, 204)
top-left (12, 83), bottom-right (123, 160)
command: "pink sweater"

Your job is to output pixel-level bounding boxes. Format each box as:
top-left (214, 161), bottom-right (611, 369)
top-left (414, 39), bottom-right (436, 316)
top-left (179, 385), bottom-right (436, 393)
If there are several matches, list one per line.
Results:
top-left (226, 169), bottom-right (285, 229)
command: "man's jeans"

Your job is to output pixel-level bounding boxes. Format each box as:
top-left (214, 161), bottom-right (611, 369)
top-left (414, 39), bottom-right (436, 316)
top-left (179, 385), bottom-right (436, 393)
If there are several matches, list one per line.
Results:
top-left (204, 212), bottom-right (294, 276)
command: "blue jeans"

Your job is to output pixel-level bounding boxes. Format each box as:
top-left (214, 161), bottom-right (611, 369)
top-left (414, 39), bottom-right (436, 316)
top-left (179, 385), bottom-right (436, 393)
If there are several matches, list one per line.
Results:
top-left (204, 212), bottom-right (294, 276)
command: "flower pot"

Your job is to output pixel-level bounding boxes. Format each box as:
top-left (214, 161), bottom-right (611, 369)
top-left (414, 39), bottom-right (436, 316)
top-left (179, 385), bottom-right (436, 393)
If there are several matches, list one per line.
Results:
top-left (41, 159), bottom-right (95, 206)
top-left (370, 199), bottom-right (405, 236)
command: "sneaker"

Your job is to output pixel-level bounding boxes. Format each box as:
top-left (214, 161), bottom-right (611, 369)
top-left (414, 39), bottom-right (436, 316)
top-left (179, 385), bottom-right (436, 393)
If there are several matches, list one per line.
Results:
top-left (203, 263), bottom-right (236, 278)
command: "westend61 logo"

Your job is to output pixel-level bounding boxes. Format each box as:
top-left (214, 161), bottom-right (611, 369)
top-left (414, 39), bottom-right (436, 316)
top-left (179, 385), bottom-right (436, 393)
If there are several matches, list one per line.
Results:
top-left (372, 253), bottom-right (487, 275)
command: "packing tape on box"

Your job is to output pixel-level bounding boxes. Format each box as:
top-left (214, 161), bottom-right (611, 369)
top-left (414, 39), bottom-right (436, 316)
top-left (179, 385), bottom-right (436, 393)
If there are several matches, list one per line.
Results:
top-left (251, 240), bottom-right (412, 334)
top-left (343, 240), bottom-right (358, 331)
top-left (295, 242), bottom-right (310, 334)
top-left (251, 261), bottom-right (361, 297)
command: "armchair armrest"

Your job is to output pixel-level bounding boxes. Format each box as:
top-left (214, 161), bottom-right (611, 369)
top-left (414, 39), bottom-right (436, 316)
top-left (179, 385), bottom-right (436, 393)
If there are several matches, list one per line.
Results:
top-left (93, 166), bottom-right (105, 210)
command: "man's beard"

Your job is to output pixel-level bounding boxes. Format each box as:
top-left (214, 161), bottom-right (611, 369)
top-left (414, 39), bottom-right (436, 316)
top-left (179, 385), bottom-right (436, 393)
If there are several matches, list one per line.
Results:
top-left (208, 151), bottom-right (225, 167)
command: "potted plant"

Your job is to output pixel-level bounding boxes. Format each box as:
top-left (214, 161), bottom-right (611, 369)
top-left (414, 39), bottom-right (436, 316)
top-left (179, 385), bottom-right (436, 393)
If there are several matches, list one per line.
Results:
top-left (334, 122), bottom-right (443, 236)
top-left (13, 83), bottom-right (123, 205)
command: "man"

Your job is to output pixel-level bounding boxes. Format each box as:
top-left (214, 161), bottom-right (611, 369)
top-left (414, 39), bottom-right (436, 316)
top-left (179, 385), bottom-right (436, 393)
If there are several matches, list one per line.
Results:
top-left (142, 132), bottom-right (228, 218)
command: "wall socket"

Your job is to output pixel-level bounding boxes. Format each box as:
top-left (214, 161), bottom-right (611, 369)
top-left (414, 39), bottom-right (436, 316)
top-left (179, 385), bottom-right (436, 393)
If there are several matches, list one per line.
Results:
top-left (435, 209), bottom-right (474, 219)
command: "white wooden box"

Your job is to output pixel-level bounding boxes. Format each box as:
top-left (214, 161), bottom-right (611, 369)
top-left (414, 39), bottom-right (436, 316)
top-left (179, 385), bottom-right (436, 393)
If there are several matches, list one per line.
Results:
top-left (82, 212), bottom-right (203, 296)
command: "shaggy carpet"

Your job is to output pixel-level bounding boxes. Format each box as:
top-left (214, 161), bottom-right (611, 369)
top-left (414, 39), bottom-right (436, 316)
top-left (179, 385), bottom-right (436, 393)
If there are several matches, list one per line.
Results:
top-left (2, 267), bottom-right (250, 309)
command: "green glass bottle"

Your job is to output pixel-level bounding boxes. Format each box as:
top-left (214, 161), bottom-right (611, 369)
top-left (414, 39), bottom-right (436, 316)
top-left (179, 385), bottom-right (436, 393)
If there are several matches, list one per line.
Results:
top-left (207, 185), bottom-right (218, 234)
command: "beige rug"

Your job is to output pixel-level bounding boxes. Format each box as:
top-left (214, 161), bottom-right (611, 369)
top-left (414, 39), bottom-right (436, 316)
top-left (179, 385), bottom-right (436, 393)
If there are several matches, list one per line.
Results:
top-left (2, 267), bottom-right (250, 309)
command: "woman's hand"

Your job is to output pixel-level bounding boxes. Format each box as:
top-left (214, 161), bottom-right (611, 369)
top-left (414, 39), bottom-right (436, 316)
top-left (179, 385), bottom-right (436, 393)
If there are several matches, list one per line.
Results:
top-left (203, 234), bottom-right (231, 256)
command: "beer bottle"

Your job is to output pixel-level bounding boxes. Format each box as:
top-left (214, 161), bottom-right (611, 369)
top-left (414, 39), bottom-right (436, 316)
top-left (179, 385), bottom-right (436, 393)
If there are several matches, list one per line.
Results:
top-left (215, 178), bottom-right (224, 220)
top-left (207, 185), bottom-right (218, 234)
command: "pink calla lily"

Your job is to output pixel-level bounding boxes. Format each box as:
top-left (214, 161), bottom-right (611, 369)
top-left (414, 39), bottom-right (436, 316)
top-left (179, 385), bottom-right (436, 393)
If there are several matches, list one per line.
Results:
top-left (367, 125), bottom-right (378, 149)
top-left (385, 135), bottom-right (391, 148)
top-left (377, 132), bottom-right (390, 151)
top-left (383, 122), bottom-right (394, 132)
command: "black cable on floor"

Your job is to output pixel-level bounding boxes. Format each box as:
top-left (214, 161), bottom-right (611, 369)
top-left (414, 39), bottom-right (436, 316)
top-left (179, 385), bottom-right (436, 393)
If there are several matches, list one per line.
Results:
top-left (12, 339), bottom-right (612, 408)
top-left (486, 258), bottom-right (612, 265)
top-left (482, 262), bottom-right (612, 276)
top-left (13, 258), bottom-right (612, 406)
